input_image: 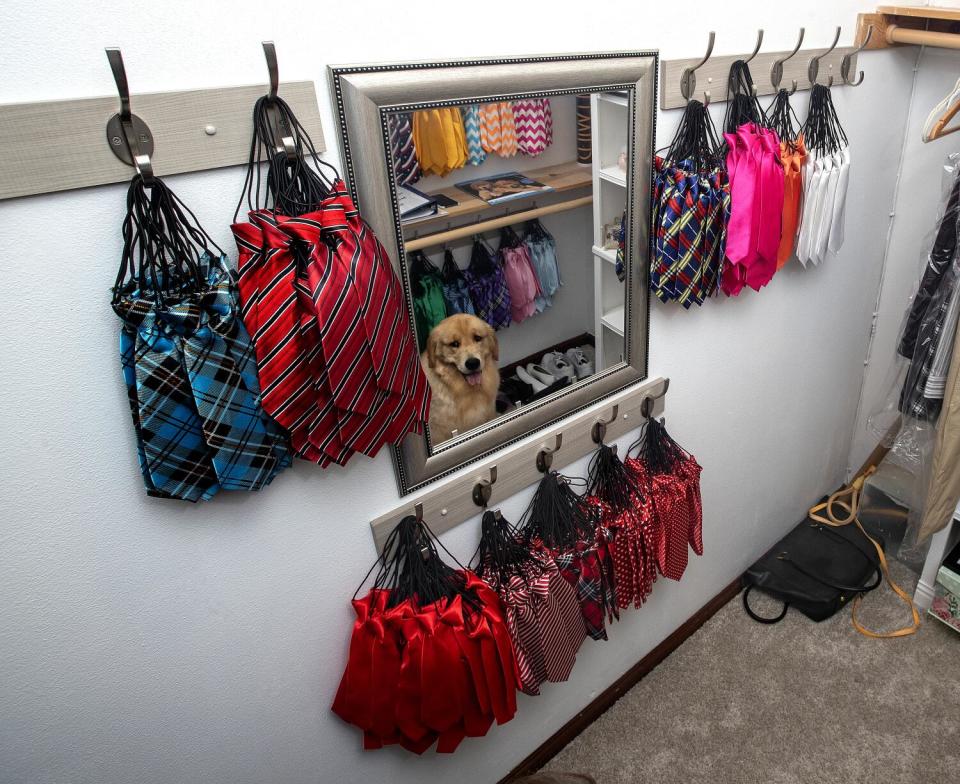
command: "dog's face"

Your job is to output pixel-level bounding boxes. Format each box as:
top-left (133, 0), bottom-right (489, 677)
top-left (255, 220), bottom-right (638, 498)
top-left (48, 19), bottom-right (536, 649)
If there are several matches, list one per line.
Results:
top-left (426, 314), bottom-right (498, 387)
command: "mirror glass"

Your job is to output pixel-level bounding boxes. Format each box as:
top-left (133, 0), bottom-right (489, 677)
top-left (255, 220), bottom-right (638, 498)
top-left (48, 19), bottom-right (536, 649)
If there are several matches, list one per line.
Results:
top-left (389, 92), bottom-right (630, 448)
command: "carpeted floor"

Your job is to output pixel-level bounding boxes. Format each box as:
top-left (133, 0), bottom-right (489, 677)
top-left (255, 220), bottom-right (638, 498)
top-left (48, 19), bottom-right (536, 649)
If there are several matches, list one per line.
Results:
top-left (542, 566), bottom-right (958, 784)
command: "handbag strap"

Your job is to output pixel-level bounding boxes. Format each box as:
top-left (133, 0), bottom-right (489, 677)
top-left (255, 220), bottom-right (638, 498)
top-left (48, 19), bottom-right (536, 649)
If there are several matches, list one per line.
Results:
top-left (808, 467), bottom-right (921, 638)
top-left (742, 585), bottom-right (789, 624)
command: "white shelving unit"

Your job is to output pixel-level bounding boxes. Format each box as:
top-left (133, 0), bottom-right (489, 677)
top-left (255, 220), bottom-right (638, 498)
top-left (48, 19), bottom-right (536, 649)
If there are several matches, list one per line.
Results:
top-left (590, 92), bottom-right (629, 371)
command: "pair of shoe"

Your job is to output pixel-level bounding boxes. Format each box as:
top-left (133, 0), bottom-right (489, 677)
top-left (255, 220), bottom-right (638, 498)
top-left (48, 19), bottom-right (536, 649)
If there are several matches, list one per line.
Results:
top-left (541, 345), bottom-right (594, 382)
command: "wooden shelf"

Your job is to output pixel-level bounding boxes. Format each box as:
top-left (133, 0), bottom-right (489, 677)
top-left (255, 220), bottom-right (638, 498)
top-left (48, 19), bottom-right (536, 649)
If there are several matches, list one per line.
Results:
top-left (402, 160), bottom-right (591, 234)
top-left (859, 6), bottom-right (960, 50)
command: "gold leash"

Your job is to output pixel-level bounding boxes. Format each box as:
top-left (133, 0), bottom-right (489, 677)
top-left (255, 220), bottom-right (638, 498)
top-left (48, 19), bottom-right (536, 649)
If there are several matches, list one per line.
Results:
top-left (808, 467), bottom-right (921, 638)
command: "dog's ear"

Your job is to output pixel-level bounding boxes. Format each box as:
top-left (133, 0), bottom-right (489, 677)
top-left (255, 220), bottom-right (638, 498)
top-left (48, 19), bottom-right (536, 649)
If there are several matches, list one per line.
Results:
top-left (487, 325), bottom-right (499, 362)
top-left (425, 332), bottom-right (437, 368)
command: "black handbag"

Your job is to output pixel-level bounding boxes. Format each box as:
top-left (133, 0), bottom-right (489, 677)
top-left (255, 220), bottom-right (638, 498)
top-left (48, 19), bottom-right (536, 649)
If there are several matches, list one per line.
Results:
top-left (742, 515), bottom-right (883, 623)
top-left (742, 468), bottom-right (921, 636)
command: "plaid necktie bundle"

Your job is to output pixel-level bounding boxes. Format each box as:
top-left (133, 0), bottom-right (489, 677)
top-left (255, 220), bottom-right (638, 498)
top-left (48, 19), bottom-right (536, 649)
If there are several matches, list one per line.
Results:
top-left (440, 249), bottom-right (477, 317)
top-left (464, 238), bottom-right (512, 329)
top-left (231, 95), bottom-right (430, 467)
top-left (113, 176), bottom-right (290, 501)
top-left (651, 99), bottom-right (730, 307)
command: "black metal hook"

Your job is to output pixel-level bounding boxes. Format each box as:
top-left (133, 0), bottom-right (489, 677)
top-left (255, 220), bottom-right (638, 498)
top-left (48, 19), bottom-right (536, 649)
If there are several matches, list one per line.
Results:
top-left (808, 26), bottom-right (842, 86)
top-left (680, 31), bottom-right (716, 103)
top-left (591, 404), bottom-right (619, 445)
top-left (536, 433), bottom-right (563, 473)
top-left (472, 465), bottom-right (498, 507)
top-left (640, 378), bottom-right (671, 419)
top-left (104, 48), bottom-right (155, 185)
top-left (771, 27), bottom-right (805, 95)
top-left (841, 25), bottom-right (873, 87)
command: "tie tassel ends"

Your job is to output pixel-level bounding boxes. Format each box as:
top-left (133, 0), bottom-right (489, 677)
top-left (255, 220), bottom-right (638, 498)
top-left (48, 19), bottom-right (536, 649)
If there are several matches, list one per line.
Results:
top-left (113, 177), bottom-right (290, 501)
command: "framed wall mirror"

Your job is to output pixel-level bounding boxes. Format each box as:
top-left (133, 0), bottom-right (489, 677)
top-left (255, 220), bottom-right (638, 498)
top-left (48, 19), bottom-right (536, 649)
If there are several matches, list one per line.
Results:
top-left (330, 52), bottom-right (657, 494)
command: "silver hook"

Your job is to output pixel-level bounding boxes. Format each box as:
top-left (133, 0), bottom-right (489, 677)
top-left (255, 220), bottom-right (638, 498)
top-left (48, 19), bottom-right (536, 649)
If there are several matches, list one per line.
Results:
top-left (680, 31), bottom-right (716, 101)
top-left (262, 41), bottom-right (297, 159)
top-left (771, 27), bottom-right (805, 94)
top-left (263, 41), bottom-right (280, 101)
top-left (744, 29), bottom-right (764, 64)
top-left (536, 433), bottom-right (563, 473)
top-left (413, 502), bottom-right (424, 522)
top-left (472, 465), bottom-right (498, 507)
top-left (703, 90), bottom-right (711, 107)
top-left (591, 404), bottom-right (620, 444)
top-left (841, 25), bottom-right (872, 86)
top-left (640, 378), bottom-right (671, 419)
top-left (808, 26), bottom-right (842, 86)
top-left (104, 48), bottom-right (155, 185)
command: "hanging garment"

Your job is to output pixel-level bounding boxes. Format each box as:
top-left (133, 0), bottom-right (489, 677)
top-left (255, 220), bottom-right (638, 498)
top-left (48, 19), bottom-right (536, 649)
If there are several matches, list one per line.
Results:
top-left (462, 105), bottom-right (486, 167)
top-left (464, 238), bottom-right (512, 329)
top-left (388, 112), bottom-right (422, 186)
top-left (332, 517), bottom-right (520, 754)
top-left (472, 510), bottom-right (586, 696)
top-left (113, 177), bottom-right (291, 499)
top-left (615, 209), bottom-right (627, 283)
top-left (524, 219), bottom-right (562, 306)
top-left (498, 227), bottom-right (542, 322)
top-left (514, 98), bottom-right (554, 157)
top-left (776, 135), bottom-right (806, 267)
top-left (410, 251), bottom-right (449, 351)
top-left (479, 102), bottom-right (518, 157)
top-left (412, 108), bottom-right (468, 177)
top-left (440, 250), bottom-right (476, 316)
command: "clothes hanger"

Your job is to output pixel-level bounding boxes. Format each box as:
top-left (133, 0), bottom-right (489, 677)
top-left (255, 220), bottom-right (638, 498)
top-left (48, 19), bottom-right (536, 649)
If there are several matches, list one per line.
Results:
top-left (924, 77), bottom-right (960, 142)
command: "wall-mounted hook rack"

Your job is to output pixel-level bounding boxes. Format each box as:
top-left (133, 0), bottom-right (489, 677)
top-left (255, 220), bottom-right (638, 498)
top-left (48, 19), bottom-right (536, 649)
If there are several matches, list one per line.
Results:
top-left (368, 376), bottom-right (669, 553)
top-left (771, 28), bottom-right (805, 95)
top-left (660, 29), bottom-right (860, 109)
top-left (104, 48), bottom-right (155, 184)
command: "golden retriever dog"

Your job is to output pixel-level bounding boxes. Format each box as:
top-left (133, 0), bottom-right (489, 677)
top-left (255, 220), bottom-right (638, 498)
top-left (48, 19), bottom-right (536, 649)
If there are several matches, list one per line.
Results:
top-left (422, 314), bottom-right (500, 442)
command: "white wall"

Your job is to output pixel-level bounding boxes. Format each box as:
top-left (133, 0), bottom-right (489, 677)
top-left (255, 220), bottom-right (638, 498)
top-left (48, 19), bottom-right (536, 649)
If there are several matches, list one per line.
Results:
top-left (0, 3), bottom-right (919, 783)
top-left (848, 44), bottom-right (960, 471)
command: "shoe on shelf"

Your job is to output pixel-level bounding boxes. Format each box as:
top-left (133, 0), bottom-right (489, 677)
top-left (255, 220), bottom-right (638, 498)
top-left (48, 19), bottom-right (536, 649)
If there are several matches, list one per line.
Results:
top-left (525, 363), bottom-right (556, 387)
top-left (565, 346), bottom-right (594, 378)
top-left (542, 351), bottom-right (576, 382)
top-left (501, 376), bottom-right (534, 405)
top-left (516, 365), bottom-right (547, 393)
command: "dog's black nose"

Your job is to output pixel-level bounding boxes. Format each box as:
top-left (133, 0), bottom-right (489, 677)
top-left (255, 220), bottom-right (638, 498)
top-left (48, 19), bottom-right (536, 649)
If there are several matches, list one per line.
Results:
top-left (465, 356), bottom-right (481, 372)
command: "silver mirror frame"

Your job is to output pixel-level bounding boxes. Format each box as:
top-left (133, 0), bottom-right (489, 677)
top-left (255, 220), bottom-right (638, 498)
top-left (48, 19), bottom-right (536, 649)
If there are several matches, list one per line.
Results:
top-left (329, 52), bottom-right (658, 494)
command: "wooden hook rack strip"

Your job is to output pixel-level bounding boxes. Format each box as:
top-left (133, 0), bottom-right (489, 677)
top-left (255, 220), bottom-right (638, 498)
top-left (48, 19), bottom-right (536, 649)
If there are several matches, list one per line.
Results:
top-left (403, 195), bottom-right (594, 252)
top-left (0, 81), bottom-right (324, 201)
top-left (369, 375), bottom-right (669, 553)
top-left (660, 46), bottom-right (859, 109)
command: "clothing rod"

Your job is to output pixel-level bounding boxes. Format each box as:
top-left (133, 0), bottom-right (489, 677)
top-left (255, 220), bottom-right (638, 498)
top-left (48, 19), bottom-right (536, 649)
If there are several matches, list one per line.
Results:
top-left (403, 195), bottom-right (594, 251)
top-left (886, 25), bottom-right (960, 50)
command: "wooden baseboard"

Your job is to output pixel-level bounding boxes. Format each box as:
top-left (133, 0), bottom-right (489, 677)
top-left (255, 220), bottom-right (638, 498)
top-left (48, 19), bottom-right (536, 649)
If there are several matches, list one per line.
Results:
top-left (498, 577), bottom-right (743, 783)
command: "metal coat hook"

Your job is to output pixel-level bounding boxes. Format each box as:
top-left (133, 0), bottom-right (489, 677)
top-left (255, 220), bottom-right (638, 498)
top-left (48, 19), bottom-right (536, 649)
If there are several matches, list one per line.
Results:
top-left (641, 378), bottom-right (671, 419)
top-left (744, 29), bottom-right (764, 64)
top-left (808, 26), bottom-right (842, 86)
top-left (104, 48), bottom-right (155, 184)
top-left (536, 433), bottom-right (563, 473)
top-left (591, 404), bottom-right (619, 445)
top-left (413, 502), bottom-right (424, 521)
top-left (680, 31), bottom-right (716, 102)
top-left (262, 41), bottom-right (297, 159)
top-left (472, 465), bottom-right (498, 507)
top-left (771, 27), bottom-right (805, 95)
top-left (841, 25), bottom-right (872, 86)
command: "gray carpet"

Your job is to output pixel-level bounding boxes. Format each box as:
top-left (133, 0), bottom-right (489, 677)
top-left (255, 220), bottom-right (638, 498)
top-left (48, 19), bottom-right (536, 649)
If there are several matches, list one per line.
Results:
top-left (543, 566), bottom-right (959, 784)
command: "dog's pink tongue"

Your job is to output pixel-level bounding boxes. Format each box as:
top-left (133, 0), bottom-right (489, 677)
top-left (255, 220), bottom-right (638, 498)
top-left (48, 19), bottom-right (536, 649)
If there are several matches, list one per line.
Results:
top-left (465, 372), bottom-right (483, 386)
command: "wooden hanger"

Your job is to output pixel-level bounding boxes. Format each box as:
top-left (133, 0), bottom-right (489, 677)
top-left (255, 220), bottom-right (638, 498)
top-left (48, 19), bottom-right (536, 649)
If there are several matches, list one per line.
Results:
top-left (924, 77), bottom-right (960, 142)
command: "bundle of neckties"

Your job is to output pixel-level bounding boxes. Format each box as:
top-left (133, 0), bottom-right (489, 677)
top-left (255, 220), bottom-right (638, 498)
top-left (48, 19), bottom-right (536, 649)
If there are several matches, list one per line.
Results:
top-left (766, 87), bottom-right (807, 268)
top-left (651, 98), bottom-right (730, 307)
top-left (472, 509), bottom-right (586, 696)
top-left (112, 176), bottom-right (290, 501)
top-left (585, 443), bottom-right (658, 609)
top-left (721, 60), bottom-right (785, 296)
top-left (796, 83), bottom-right (851, 266)
top-left (517, 472), bottom-right (619, 640)
top-left (231, 95), bottom-right (430, 467)
top-left (625, 417), bottom-right (703, 582)
top-left (332, 516), bottom-right (520, 753)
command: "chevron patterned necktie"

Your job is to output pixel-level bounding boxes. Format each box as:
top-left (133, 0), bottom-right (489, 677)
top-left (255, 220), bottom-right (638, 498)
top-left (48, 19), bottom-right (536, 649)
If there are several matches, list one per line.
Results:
top-left (514, 99), bottom-right (553, 157)
top-left (462, 106), bottom-right (486, 166)
top-left (388, 112), bottom-right (422, 186)
top-left (498, 102), bottom-right (518, 157)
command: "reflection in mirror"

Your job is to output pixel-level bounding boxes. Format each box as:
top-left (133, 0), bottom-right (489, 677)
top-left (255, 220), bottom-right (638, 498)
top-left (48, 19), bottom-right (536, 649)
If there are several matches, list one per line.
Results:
top-left (390, 92), bottom-right (630, 447)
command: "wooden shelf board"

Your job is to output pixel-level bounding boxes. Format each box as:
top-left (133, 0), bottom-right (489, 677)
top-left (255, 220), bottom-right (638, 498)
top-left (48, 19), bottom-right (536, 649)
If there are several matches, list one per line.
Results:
top-left (877, 5), bottom-right (960, 22)
top-left (402, 160), bottom-right (591, 234)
